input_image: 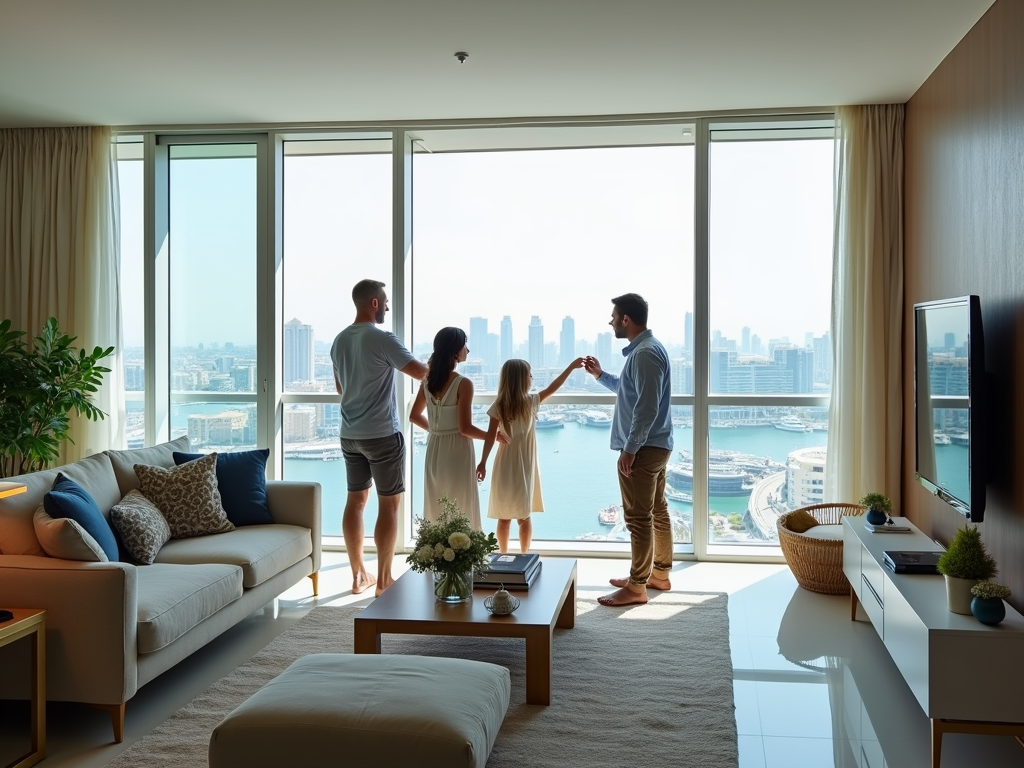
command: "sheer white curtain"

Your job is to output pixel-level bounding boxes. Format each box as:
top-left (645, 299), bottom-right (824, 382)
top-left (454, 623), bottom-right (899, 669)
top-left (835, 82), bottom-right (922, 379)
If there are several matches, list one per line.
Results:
top-left (0, 127), bottom-right (124, 463)
top-left (825, 105), bottom-right (905, 504)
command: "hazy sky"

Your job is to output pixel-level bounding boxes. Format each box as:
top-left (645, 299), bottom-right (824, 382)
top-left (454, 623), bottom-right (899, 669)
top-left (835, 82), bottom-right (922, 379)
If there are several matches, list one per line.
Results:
top-left (118, 137), bottom-right (834, 352)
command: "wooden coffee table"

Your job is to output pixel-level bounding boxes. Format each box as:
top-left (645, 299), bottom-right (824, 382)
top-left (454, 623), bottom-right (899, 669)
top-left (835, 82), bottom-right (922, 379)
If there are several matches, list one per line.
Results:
top-left (354, 558), bottom-right (576, 705)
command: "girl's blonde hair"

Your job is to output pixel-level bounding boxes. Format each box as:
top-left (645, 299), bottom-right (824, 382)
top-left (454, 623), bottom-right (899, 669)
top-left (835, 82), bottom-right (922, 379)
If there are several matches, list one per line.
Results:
top-left (494, 359), bottom-right (533, 434)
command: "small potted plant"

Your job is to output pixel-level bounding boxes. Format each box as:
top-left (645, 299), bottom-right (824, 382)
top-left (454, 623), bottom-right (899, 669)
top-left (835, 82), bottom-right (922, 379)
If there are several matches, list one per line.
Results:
top-left (970, 581), bottom-right (1011, 625)
top-left (859, 492), bottom-right (892, 526)
top-left (936, 525), bottom-right (998, 614)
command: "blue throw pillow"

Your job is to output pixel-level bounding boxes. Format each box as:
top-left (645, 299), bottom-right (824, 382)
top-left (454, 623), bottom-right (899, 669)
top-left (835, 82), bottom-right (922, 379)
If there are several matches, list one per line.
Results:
top-left (43, 473), bottom-right (121, 561)
top-left (172, 449), bottom-right (273, 526)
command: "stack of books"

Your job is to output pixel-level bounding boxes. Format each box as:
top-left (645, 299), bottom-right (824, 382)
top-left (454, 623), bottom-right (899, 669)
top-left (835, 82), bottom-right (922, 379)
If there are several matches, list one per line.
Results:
top-left (474, 553), bottom-right (541, 590)
top-left (863, 519), bottom-right (911, 533)
top-left (883, 550), bottom-right (942, 574)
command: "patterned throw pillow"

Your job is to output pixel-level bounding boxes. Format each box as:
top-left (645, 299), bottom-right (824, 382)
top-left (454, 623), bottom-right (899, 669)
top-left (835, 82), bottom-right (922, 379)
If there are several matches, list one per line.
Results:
top-left (134, 453), bottom-right (235, 539)
top-left (110, 490), bottom-right (172, 564)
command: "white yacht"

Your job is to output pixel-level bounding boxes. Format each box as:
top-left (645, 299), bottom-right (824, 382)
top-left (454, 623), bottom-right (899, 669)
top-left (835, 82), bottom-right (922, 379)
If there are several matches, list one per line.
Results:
top-left (774, 416), bottom-right (811, 432)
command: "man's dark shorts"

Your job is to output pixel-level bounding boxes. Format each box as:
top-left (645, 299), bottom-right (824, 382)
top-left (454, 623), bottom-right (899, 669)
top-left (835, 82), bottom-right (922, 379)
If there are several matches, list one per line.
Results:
top-left (339, 432), bottom-right (405, 496)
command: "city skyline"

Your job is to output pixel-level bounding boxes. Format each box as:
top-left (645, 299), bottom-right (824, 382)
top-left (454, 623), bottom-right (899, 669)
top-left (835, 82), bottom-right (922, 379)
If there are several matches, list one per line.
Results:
top-left (120, 140), bottom-right (832, 348)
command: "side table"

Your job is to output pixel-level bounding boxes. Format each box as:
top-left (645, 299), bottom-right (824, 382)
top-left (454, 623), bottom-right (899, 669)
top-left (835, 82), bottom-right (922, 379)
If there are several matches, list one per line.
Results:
top-left (0, 609), bottom-right (46, 768)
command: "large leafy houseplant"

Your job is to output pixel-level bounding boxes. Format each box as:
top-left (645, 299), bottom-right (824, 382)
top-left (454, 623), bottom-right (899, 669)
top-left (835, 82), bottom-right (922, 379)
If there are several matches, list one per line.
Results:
top-left (0, 317), bottom-right (114, 477)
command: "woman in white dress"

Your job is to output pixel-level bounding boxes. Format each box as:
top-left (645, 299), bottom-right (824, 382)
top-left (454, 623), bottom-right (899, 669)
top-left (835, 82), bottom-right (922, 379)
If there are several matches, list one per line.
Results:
top-left (476, 356), bottom-right (583, 552)
top-left (409, 327), bottom-right (490, 528)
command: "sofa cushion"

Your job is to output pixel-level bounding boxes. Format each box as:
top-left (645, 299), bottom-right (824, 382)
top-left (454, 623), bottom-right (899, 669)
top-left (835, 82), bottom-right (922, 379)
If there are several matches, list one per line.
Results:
top-left (799, 524), bottom-right (844, 541)
top-left (135, 453), bottom-right (235, 539)
top-left (173, 449), bottom-right (274, 527)
top-left (43, 474), bottom-right (121, 561)
top-left (106, 436), bottom-right (191, 498)
top-left (33, 507), bottom-right (109, 561)
top-left (110, 490), bottom-right (172, 565)
top-left (785, 509), bottom-right (820, 533)
top-left (155, 525), bottom-right (313, 588)
top-left (0, 452), bottom-right (120, 557)
top-left (135, 562), bottom-right (244, 653)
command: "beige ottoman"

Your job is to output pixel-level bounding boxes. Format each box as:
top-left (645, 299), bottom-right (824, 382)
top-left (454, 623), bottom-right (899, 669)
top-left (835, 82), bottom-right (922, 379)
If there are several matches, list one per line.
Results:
top-left (209, 653), bottom-right (511, 768)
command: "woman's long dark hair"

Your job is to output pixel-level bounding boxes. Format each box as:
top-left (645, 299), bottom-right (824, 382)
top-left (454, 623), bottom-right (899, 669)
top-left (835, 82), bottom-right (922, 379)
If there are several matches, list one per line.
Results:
top-left (426, 327), bottom-right (467, 397)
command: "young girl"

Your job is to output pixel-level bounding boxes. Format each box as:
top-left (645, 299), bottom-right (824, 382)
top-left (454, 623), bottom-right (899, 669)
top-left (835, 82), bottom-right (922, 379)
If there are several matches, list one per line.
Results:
top-left (477, 356), bottom-right (583, 552)
top-left (409, 327), bottom-right (490, 528)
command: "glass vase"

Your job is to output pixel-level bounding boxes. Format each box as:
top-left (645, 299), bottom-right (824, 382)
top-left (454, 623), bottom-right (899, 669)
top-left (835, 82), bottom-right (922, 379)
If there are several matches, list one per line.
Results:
top-left (433, 568), bottom-right (474, 603)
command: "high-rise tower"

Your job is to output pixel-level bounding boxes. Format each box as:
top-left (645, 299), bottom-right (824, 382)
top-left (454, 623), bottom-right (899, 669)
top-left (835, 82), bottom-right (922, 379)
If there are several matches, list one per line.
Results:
top-left (559, 316), bottom-right (576, 366)
top-left (284, 318), bottom-right (314, 384)
top-left (469, 317), bottom-right (488, 366)
top-left (500, 316), bottom-right (513, 363)
top-left (528, 316), bottom-right (545, 370)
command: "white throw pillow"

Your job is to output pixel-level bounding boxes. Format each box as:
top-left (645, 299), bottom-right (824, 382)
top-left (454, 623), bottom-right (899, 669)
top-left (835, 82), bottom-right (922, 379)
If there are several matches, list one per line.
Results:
top-left (32, 507), bottom-right (109, 562)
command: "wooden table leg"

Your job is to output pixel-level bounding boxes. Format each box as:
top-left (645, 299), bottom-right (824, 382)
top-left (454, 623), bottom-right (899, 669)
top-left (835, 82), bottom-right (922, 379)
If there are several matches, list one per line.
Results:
top-left (353, 620), bottom-right (381, 654)
top-left (556, 576), bottom-right (576, 629)
top-left (523, 626), bottom-right (552, 705)
top-left (931, 718), bottom-right (943, 768)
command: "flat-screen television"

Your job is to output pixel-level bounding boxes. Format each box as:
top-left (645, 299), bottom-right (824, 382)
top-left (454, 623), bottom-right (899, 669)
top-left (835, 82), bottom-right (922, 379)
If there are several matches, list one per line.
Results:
top-left (913, 295), bottom-right (985, 521)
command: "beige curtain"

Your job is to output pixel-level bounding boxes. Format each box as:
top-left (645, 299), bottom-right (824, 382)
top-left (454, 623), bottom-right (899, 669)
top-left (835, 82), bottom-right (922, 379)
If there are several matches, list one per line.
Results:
top-left (0, 127), bottom-right (124, 463)
top-left (825, 105), bottom-right (904, 504)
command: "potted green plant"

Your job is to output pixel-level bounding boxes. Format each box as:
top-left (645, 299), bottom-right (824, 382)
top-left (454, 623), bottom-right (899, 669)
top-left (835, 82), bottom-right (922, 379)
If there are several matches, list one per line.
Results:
top-left (936, 524), bottom-right (998, 615)
top-left (970, 581), bottom-right (1011, 625)
top-left (859, 492), bottom-right (892, 526)
top-left (0, 317), bottom-right (114, 477)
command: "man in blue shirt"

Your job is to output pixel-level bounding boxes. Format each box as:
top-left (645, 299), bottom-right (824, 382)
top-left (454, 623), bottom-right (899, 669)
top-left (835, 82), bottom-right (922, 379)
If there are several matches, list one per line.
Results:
top-left (331, 279), bottom-right (427, 596)
top-left (584, 293), bottom-right (673, 606)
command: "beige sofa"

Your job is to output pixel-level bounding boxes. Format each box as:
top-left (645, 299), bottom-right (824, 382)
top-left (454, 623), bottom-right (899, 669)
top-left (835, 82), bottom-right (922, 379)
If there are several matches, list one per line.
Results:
top-left (0, 437), bottom-right (321, 741)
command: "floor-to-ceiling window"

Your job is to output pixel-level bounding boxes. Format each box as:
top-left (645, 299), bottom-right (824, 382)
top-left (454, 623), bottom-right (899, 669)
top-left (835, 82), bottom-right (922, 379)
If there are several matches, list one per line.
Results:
top-left (118, 115), bottom-right (833, 562)
top-left (166, 142), bottom-right (261, 450)
top-left (115, 138), bottom-right (146, 447)
top-left (704, 120), bottom-right (834, 557)
top-left (410, 126), bottom-right (696, 551)
top-left (280, 137), bottom-right (393, 537)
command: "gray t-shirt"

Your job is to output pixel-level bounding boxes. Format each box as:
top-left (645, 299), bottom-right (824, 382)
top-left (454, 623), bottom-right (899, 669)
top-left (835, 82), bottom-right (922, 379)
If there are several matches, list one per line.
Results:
top-left (330, 323), bottom-right (417, 440)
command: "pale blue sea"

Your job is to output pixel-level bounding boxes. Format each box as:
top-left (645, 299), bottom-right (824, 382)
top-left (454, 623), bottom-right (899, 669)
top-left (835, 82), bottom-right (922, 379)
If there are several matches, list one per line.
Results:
top-left (163, 403), bottom-right (968, 541)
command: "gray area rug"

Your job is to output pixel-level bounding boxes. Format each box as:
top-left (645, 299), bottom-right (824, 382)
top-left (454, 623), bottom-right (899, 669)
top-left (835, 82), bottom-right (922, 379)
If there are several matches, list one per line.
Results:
top-left (105, 594), bottom-right (737, 767)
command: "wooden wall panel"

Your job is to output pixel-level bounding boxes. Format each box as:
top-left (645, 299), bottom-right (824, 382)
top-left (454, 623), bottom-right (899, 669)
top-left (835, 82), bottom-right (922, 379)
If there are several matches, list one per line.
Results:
top-left (904, 0), bottom-right (1024, 609)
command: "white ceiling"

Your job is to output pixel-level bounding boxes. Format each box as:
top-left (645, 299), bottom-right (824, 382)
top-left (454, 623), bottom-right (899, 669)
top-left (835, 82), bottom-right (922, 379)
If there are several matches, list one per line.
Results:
top-left (0, 0), bottom-right (995, 129)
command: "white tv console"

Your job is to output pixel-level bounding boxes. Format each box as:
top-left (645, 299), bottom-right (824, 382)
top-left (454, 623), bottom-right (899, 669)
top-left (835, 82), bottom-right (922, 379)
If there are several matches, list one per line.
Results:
top-left (843, 516), bottom-right (1024, 767)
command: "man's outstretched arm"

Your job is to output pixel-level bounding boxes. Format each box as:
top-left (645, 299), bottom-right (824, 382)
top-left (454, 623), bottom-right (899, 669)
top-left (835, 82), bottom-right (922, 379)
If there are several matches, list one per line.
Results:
top-left (400, 359), bottom-right (428, 381)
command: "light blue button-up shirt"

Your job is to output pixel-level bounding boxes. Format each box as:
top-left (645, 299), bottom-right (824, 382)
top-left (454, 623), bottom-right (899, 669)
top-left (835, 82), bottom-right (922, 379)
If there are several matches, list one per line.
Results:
top-left (596, 329), bottom-right (673, 455)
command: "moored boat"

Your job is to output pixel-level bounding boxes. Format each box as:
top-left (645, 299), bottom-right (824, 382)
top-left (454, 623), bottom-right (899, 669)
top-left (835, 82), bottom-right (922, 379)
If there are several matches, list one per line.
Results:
top-left (774, 416), bottom-right (812, 432)
top-left (598, 503), bottom-right (621, 525)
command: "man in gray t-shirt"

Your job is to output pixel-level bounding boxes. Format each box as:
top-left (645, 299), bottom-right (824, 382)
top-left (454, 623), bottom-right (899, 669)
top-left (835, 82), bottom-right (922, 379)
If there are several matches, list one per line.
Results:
top-left (331, 279), bottom-right (426, 596)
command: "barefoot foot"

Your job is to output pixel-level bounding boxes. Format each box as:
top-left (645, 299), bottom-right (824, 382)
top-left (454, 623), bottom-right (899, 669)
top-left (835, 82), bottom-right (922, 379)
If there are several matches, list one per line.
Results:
top-left (373, 577), bottom-right (395, 597)
top-left (352, 574), bottom-right (377, 595)
top-left (648, 574), bottom-right (672, 591)
top-left (609, 575), bottom-right (671, 591)
top-left (597, 586), bottom-right (649, 606)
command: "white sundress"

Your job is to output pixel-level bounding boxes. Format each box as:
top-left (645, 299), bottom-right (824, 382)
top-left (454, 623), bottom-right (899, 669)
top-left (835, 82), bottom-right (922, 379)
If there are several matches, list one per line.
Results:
top-left (421, 374), bottom-right (482, 528)
top-left (486, 393), bottom-right (544, 520)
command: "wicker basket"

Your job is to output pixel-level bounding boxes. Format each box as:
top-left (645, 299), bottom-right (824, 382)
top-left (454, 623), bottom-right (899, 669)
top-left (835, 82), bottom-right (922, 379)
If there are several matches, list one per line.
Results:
top-left (777, 503), bottom-right (865, 595)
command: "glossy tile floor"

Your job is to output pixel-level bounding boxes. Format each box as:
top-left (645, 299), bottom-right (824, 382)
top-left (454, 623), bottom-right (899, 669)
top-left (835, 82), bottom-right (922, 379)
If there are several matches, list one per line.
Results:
top-left (2, 553), bottom-right (1022, 768)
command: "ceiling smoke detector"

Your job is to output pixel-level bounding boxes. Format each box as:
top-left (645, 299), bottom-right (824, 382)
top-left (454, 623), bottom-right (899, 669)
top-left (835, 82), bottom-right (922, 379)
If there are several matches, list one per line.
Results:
top-left (454, 51), bottom-right (469, 64)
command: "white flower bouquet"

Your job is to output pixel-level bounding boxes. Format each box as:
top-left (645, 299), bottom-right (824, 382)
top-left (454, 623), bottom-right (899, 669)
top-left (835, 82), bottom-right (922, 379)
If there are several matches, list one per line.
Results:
top-left (406, 496), bottom-right (499, 600)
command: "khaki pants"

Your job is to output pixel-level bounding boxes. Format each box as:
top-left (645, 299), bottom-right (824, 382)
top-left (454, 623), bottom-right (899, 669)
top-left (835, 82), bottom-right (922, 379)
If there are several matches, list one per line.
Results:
top-left (618, 447), bottom-right (673, 587)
